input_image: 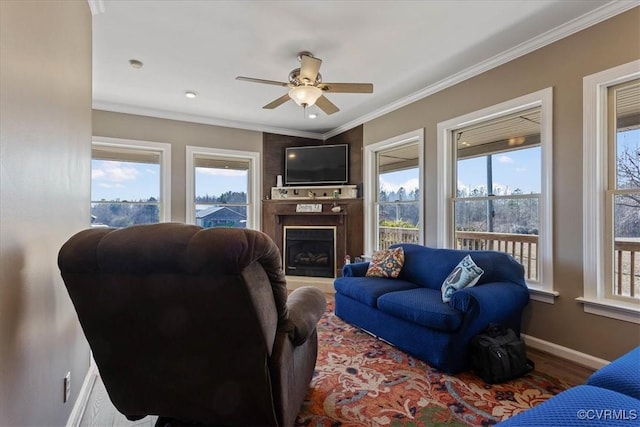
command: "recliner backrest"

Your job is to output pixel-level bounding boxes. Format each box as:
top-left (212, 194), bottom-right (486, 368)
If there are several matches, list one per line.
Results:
top-left (58, 223), bottom-right (289, 424)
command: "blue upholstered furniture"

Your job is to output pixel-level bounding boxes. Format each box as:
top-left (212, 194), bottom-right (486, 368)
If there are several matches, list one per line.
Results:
top-left (333, 243), bottom-right (530, 373)
top-left (498, 346), bottom-right (640, 426)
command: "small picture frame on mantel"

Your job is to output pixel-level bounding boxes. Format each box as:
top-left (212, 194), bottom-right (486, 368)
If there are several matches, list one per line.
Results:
top-left (295, 203), bottom-right (322, 213)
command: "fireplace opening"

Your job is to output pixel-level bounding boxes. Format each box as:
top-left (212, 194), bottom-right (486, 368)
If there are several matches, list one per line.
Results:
top-left (284, 226), bottom-right (336, 278)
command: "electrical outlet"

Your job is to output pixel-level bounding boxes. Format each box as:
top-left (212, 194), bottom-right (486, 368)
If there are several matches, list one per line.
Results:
top-left (63, 372), bottom-right (71, 403)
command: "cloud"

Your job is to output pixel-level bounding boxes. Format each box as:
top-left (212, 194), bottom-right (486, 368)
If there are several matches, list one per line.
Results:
top-left (98, 183), bottom-right (125, 189)
top-left (92, 161), bottom-right (140, 182)
top-left (380, 177), bottom-right (419, 193)
top-left (497, 155), bottom-right (514, 164)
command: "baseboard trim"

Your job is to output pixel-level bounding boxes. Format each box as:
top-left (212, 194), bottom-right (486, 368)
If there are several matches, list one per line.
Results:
top-left (522, 334), bottom-right (610, 371)
top-left (66, 363), bottom-right (98, 427)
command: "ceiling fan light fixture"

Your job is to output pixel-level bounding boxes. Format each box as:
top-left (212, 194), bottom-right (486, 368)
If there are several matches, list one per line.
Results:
top-left (288, 85), bottom-right (322, 107)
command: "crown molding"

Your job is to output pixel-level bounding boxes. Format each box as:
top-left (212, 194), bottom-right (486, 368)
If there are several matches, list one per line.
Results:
top-left (87, 0), bottom-right (105, 16)
top-left (322, 0), bottom-right (639, 139)
top-left (92, 101), bottom-right (325, 140)
top-left (91, 1), bottom-right (638, 141)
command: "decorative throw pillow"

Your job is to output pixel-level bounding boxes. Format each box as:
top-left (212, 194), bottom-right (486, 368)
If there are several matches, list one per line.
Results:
top-left (365, 247), bottom-right (405, 278)
top-left (441, 255), bottom-right (484, 302)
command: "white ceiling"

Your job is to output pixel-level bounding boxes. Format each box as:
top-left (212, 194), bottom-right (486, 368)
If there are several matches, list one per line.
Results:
top-left (91, 0), bottom-right (633, 139)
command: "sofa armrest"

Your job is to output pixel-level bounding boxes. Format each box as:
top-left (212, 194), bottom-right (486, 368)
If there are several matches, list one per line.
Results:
top-left (342, 262), bottom-right (369, 277)
top-left (281, 286), bottom-right (327, 346)
top-left (450, 282), bottom-right (529, 323)
top-left (587, 346), bottom-right (640, 399)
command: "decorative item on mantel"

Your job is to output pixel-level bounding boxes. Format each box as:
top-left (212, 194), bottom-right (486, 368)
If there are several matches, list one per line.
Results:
top-left (296, 203), bottom-right (323, 213)
top-left (331, 203), bottom-right (341, 213)
top-left (271, 185), bottom-right (358, 200)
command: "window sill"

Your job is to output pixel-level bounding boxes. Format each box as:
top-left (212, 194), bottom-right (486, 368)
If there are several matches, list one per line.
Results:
top-left (576, 297), bottom-right (640, 324)
top-left (527, 285), bottom-right (559, 304)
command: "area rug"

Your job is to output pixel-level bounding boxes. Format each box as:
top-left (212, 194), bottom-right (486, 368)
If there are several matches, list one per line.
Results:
top-left (295, 303), bottom-right (571, 426)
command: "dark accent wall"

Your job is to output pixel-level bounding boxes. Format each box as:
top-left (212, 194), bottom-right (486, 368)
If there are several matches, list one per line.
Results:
top-left (262, 126), bottom-right (364, 198)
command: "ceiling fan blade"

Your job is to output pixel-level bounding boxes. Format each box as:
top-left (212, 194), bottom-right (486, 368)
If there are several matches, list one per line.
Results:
top-left (315, 95), bottom-right (340, 115)
top-left (236, 76), bottom-right (289, 87)
top-left (263, 94), bottom-right (291, 109)
top-left (299, 54), bottom-right (322, 83)
top-left (318, 82), bottom-right (373, 93)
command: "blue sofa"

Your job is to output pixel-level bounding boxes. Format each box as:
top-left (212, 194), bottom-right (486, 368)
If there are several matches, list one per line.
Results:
top-left (498, 346), bottom-right (640, 426)
top-left (333, 243), bottom-right (530, 373)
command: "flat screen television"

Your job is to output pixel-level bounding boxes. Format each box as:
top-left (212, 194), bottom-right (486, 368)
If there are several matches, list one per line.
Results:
top-left (285, 144), bottom-right (349, 185)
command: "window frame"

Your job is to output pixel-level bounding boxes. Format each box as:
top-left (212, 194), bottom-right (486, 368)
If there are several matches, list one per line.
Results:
top-left (437, 88), bottom-right (555, 303)
top-left (363, 129), bottom-right (425, 255)
top-left (580, 60), bottom-right (640, 324)
top-left (91, 137), bottom-right (172, 224)
top-left (185, 146), bottom-right (261, 230)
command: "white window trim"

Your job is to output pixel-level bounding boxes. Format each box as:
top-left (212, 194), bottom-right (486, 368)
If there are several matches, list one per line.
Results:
top-left (364, 129), bottom-right (425, 256)
top-left (92, 137), bottom-right (172, 222)
top-left (436, 88), bottom-right (556, 303)
top-left (579, 60), bottom-right (640, 324)
top-left (185, 146), bottom-right (261, 230)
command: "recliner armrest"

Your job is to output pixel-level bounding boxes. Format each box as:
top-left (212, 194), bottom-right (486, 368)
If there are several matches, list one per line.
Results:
top-left (282, 286), bottom-right (327, 346)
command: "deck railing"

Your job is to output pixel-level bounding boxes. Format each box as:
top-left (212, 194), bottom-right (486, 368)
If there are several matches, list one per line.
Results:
top-left (379, 227), bottom-right (420, 250)
top-left (378, 228), bottom-right (639, 298)
top-left (455, 231), bottom-right (539, 280)
top-left (614, 239), bottom-right (640, 298)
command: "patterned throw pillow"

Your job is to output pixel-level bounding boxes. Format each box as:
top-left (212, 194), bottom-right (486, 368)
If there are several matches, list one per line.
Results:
top-left (365, 247), bottom-right (405, 278)
top-left (441, 255), bottom-right (484, 302)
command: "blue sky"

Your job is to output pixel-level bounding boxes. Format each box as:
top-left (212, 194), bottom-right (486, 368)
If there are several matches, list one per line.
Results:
top-left (91, 160), bottom-right (159, 201)
top-left (91, 160), bottom-right (248, 201)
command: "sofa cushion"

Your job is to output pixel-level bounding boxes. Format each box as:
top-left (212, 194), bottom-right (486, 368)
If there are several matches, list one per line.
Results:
top-left (333, 276), bottom-right (418, 307)
top-left (441, 254), bottom-right (484, 302)
top-left (377, 288), bottom-right (464, 332)
top-left (366, 247), bottom-right (405, 278)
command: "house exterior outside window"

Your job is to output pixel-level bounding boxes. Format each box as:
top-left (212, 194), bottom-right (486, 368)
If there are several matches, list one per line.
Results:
top-left (186, 146), bottom-right (260, 230)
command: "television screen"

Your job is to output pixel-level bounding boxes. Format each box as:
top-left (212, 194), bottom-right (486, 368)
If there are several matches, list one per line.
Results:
top-left (285, 144), bottom-right (349, 185)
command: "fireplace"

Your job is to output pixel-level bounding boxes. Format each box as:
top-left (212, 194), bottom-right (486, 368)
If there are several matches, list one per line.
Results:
top-left (284, 226), bottom-right (336, 278)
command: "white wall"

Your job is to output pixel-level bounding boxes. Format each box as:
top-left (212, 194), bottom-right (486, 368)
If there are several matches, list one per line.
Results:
top-left (0, 1), bottom-right (92, 425)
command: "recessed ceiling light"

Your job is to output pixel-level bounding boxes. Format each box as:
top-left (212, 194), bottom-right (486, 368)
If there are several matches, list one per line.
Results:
top-left (185, 91), bottom-right (197, 99)
top-left (308, 113), bottom-right (318, 119)
top-left (129, 59), bottom-right (143, 69)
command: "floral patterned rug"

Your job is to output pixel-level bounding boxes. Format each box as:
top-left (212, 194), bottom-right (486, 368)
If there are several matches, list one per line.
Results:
top-left (295, 303), bottom-right (571, 426)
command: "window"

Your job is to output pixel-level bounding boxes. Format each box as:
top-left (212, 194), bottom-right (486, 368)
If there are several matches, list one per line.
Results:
top-left (91, 138), bottom-right (171, 227)
top-left (454, 108), bottom-right (541, 282)
top-left (582, 60), bottom-right (640, 323)
top-left (438, 88), bottom-right (554, 302)
top-left (364, 129), bottom-right (424, 254)
top-left (186, 146), bottom-right (261, 230)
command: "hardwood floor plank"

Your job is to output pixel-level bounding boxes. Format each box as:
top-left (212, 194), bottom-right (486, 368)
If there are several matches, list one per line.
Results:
top-left (528, 347), bottom-right (595, 385)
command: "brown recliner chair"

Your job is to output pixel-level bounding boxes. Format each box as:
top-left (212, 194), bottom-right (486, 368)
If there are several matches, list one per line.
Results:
top-left (58, 223), bottom-right (326, 426)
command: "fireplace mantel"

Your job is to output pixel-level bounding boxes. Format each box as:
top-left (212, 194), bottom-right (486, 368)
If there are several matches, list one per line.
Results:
top-left (275, 211), bottom-right (347, 224)
top-left (262, 199), bottom-right (363, 277)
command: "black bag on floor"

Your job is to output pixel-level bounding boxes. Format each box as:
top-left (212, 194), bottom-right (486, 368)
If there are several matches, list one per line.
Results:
top-left (471, 323), bottom-right (534, 383)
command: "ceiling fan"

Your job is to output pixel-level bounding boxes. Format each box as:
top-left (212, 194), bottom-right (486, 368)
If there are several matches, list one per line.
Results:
top-left (236, 51), bottom-right (373, 115)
